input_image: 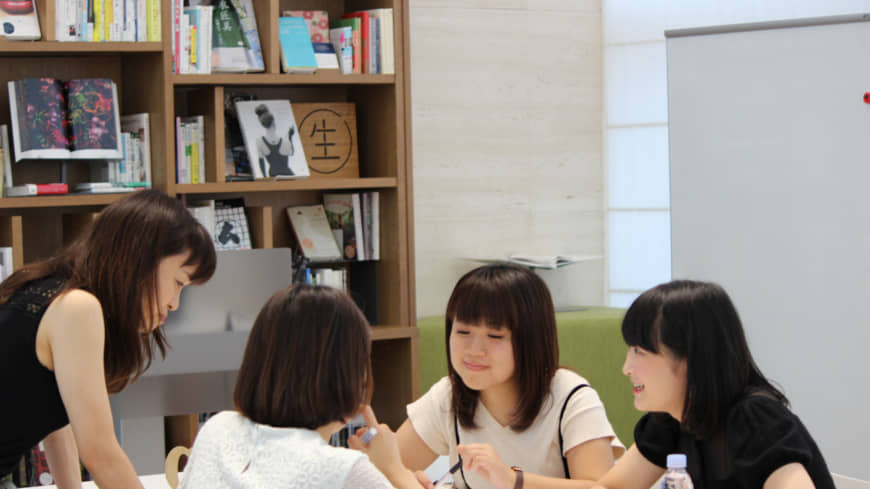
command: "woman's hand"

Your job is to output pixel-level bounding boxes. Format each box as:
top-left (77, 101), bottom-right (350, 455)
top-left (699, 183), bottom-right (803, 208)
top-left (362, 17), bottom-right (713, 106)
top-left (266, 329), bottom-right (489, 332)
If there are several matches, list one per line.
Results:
top-left (348, 405), bottom-right (413, 484)
top-left (457, 443), bottom-right (516, 489)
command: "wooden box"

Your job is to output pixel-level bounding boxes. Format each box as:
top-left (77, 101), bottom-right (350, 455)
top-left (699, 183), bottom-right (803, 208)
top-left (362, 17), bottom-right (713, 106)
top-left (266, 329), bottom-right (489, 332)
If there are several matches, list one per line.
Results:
top-left (293, 103), bottom-right (359, 179)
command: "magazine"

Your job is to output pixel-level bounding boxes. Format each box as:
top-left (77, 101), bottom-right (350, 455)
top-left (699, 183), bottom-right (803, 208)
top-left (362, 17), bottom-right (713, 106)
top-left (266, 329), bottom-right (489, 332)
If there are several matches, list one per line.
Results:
top-left (234, 100), bottom-right (309, 179)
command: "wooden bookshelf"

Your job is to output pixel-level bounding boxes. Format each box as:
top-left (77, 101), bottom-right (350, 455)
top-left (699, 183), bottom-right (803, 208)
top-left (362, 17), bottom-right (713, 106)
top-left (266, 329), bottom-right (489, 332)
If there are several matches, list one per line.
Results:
top-left (0, 0), bottom-right (416, 455)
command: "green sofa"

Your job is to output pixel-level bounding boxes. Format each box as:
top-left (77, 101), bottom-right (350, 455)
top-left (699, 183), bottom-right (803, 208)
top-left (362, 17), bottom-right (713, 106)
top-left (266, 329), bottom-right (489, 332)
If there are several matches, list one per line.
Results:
top-left (416, 307), bottom-right (640, 446)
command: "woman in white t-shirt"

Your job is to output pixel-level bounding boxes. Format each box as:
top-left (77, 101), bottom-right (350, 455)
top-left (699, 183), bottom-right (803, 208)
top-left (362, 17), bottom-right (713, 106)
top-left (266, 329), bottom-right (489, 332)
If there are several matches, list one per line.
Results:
top-left (179, 285), bottom-right (421, 489)
top-left (397, 264), bottom-right (625, 489)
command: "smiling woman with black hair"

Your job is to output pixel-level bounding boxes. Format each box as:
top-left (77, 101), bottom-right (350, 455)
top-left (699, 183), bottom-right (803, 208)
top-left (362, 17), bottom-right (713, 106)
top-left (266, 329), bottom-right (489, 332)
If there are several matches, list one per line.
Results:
top-left (586, 280), bottom-right (835, 489)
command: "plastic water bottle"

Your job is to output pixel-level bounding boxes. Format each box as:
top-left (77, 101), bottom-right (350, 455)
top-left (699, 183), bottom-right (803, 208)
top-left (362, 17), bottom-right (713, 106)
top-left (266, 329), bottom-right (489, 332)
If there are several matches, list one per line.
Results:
top-left (661, 453), bottom-right (694, 489)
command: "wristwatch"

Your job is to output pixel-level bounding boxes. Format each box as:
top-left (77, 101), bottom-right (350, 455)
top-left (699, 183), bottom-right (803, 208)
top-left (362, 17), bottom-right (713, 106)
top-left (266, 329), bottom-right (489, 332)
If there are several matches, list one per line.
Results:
top-left (510, 466), bottom-right (524, 489)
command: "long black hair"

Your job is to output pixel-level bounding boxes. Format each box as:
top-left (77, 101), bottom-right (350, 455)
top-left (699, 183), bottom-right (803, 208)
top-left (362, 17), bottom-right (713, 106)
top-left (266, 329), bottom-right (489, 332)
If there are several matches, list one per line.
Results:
top-left (621, 280), bottom-right (786, 437)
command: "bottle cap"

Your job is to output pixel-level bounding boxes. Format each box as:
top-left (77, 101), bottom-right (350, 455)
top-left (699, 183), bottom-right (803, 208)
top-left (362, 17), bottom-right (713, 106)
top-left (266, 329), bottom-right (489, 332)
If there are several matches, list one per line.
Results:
top-left (666, 453), bottom-right (687, 468)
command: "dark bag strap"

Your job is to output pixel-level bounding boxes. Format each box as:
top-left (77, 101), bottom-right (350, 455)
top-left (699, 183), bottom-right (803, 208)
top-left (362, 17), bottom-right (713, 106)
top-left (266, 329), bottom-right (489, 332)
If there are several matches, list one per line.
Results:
top-left (559, 384), bottom-right (589, 478)
top-left (452, 383), bottom-right (589, 486)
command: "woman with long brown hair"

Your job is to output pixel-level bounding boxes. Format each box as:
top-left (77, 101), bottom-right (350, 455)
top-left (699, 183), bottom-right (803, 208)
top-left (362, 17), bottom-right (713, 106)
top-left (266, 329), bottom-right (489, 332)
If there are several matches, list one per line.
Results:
top-left (0, 189), bottom-right (216, 489)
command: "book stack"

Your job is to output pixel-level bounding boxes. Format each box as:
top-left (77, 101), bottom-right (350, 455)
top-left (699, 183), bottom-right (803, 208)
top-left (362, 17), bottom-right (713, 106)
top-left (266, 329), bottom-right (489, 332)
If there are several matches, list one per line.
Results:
top-left (54, 0), bottom-right (161, 42)
top-left (175, 115), bottom-right (205, 184)
top-left (322, 191), bottom-right (380, 261)
top-left (88, 113), bottom-right (153, 189)
top-left (176, 0), bottom-right (264, 74)
top-left (338, 9), bottom-right (394, 74)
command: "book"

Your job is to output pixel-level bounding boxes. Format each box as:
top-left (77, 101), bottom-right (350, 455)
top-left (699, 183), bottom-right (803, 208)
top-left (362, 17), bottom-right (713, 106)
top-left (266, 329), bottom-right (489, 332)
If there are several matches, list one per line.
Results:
top-left (468, 254), bottom-right (603, 270)
top-left (366, 8), bottom-right (394, 75)
top-left (6, 183), bottom-right (69, 197)
top-left (0, 0), bottom-right (41, 40)
top-left (7, 78), bottom-right (122, 162)
top-left (211, 0), bottom-right (249, 72)
top-left (362, 191), bottom-right (380, 260)
top-left (329, 26), bottom-right (353, 74)
top-left (322, 192), bottom-right (359, 260)
top-left (234, 100), bottom-right (309, 180)
top-left (119, 113), bottom-right (152, 186)
top-left (0, 124), bottom-right (11, 195)
top-left (311, 41), bottom-right (340, 70)
top-left (230, 0), bottom-right (264, 71)
top-left (286, 205), bottom-right (343, 261)
top-left (283, 10), bottom-right (338, 70)
top-left (278, 16), bottom-right (317, 74)
top-left (213, 199), bottom-right (251, 250)
top-left (0, 247), bottom-right (14, 282)
top-left (332, 17), bottom-right (361, 74)
top-left (187, 199), bottom-right (216, 242)
top-left (74, 182), bottom-right (136, 193)
top-left (341, 11), bottom-right (370, 73)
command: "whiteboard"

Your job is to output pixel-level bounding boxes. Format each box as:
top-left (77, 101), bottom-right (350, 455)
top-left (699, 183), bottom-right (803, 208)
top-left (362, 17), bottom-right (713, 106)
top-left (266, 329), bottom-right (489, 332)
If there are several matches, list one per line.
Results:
top-left (667, 15), bottom-right (870, 479)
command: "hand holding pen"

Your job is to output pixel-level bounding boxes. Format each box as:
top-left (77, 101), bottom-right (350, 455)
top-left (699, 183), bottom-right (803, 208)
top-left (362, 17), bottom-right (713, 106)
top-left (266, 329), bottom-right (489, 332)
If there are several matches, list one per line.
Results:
top-left (348, 405), bottom-right (424, 489)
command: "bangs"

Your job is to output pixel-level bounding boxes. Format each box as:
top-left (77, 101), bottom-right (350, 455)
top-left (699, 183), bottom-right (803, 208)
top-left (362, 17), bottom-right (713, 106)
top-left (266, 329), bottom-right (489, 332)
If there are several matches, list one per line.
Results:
top-left (447, 275), bottom-right (515, 331)
top-left (621, 292), bottom-right (664, 353)
top-left (183, 225), bottom-right (217, 284)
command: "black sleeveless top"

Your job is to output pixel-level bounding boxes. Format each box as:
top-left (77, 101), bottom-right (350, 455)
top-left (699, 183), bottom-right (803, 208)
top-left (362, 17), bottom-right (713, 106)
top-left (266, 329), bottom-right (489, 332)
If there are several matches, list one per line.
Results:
top-left (0, 276), bottom-right (69, 476)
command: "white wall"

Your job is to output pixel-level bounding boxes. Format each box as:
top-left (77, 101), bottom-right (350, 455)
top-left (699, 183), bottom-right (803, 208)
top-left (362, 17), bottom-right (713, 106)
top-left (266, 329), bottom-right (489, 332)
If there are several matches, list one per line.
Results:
top-left (410, 0), bottom-right (605, 318)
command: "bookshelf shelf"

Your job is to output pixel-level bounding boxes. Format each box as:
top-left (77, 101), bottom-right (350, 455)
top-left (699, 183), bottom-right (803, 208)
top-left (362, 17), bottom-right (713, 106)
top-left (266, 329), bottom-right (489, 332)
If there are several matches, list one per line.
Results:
top-left (0, 41), bottom-right (163, 54)
top-left (0, 0), bottom-right (416, 456)
top-left (175, 177), bottom-right (398, 194)
top-left (0, 193), bottom-right (129, 209)
top-left (171, 73), bottom-right (395, 86)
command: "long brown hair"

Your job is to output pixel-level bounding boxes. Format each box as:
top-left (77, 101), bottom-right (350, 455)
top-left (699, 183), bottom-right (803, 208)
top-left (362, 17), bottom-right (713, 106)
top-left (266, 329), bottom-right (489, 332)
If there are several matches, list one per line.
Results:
top-left (446, 264), bottom-right (559, 431)
top-left (0, 189), bottom-right (216, 392)
top-left (234, 285), bottom-right (373, 429)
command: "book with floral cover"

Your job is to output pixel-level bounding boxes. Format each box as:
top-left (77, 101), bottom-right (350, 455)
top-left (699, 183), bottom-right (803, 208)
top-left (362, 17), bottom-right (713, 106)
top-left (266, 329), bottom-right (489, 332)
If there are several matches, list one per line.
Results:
top-left (7, 77), bottom-right (122, 162)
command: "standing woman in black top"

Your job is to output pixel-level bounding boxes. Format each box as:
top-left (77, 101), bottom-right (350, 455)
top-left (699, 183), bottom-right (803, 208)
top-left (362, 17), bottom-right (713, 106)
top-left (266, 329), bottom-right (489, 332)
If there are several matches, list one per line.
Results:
top-left (0, 189), bottom-right (216, 489)
top-left (587, 280), bottom-right (834, 489)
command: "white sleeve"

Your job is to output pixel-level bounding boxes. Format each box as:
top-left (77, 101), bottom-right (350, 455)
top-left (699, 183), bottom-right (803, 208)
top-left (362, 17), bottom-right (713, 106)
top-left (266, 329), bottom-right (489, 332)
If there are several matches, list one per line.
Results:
top-left (561, 385), bottom-right (626, 457)
top-left (342, 457), bottom-right (396, 489)
top-left (405, 377), bottom-right (453, 455)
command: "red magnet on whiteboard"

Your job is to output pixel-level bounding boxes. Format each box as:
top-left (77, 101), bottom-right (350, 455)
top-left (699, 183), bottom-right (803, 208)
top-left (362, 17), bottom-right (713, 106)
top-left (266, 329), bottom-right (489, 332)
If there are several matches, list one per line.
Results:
top-left (864, 92), bottom-right (870, 103)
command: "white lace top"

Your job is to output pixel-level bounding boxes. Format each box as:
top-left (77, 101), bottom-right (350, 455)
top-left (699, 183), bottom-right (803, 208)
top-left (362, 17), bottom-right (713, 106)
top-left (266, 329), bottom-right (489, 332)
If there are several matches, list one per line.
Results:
top-left (180, 411), bottom-right (396, 489)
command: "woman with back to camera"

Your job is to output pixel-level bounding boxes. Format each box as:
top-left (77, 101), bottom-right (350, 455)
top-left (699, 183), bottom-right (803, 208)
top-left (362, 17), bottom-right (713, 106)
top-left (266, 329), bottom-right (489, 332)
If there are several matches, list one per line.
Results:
top-left (587, 280), bottom-right (834, 489)
top-left (0, 189), bottom-right (216, 489)
top-left (397, 264), bottom-right (624, 489)
top-left (180, 284), bottom-right (421, 489)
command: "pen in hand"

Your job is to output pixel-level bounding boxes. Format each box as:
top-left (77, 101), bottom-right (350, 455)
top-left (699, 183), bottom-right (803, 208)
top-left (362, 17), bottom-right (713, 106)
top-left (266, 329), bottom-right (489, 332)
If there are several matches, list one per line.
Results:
top-left (433, 460), bottom-right (462, 488)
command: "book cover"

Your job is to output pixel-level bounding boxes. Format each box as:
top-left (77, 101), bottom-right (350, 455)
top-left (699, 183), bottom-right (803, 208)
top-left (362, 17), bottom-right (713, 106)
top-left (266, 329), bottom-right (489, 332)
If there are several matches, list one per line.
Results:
top-left (322, 192), bottom-right (358, 260)
top-left (329, 27), bottom-right (353, 74)
top-left (332, 17), bottom-right (361, 74)
top-left (0, 0), bottom-right (41, 40)
top-left (213, 199), bottom-right (251, 250)
top-left (340, 11), bottom-right (370, 74)
top-left (312, 41), bottom-right (339, 70)
top-left (211, 0), bottom-right (249, 72)
top-left (283, 10), bottom-right (338, 70)
top-left (278, 16), bottom-right (317, 74)
top-left (8, 78), bottom-right (122, 162)
top-left (234, 100), bottom-right (309, 180)
top-left (229, 0), bottom-right (264, 72)
top-left (282, 10), bottom-right (329, 43)
top-left (286, 204), bottom-right (342, 261)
